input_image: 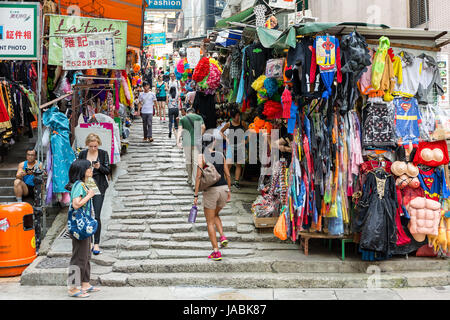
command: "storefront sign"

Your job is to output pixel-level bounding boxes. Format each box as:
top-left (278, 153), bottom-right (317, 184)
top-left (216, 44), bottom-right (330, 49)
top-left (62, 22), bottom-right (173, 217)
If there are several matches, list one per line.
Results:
top-left (186, 47), bottom-right (201, 68)
top-left (144, 33), bottom-right (166, 46)
top-left (62, 33), bottom-right (116, 70)
top-left (49, 15), bottom-right (127, 69)
top-left (268, 0), bottom-right (295, 10)
top-left (0, 2), bottom-right (39, 60)
top-left (146, 0), bottom-right (182, 10)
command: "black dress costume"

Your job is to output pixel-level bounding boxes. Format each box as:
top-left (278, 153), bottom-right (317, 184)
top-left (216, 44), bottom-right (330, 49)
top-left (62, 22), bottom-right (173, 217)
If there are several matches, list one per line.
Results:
top-left (354, 169), bottom-right (398, 256)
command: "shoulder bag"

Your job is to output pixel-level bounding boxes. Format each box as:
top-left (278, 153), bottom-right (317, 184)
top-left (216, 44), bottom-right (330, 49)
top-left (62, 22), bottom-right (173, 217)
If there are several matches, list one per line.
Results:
top-left (67, 181), bottom-right (98, 240)
top-left (198, 158), bottom-right (221, 192)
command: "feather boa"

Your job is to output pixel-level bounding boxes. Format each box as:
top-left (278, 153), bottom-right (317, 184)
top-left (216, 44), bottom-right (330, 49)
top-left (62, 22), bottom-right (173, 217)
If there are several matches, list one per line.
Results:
top-left (263, 100), bottom-right (283, 119)
top-left (251, 75), bottom-right (267, 92)
top-left (193, 57), bottom-right (210, 83)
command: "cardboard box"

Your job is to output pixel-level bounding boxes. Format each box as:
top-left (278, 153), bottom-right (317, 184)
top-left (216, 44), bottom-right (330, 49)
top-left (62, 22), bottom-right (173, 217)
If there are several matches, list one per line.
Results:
top-left (253, 216), bottom-right (278, 228)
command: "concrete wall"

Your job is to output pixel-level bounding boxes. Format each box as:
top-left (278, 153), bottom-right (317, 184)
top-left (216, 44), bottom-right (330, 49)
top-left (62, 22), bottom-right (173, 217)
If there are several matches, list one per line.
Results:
top-left (420, 0), bottom-right (450, 55)
top-left (309, 0), bottom-right (409, 28)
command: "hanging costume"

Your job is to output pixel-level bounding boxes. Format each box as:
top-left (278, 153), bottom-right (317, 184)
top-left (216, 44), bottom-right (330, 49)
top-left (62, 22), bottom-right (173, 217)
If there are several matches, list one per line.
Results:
top-left (310, 35), bottom-right (342, 100)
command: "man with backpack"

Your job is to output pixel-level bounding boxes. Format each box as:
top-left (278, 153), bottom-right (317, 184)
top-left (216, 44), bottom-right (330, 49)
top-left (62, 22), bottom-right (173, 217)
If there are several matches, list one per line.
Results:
top-left (177, 107), bottom-right (205, 187)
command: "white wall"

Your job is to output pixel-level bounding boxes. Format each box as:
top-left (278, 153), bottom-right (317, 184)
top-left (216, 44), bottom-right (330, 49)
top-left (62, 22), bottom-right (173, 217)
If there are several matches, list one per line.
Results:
top-left (310, 0), bottom-right (409, 28)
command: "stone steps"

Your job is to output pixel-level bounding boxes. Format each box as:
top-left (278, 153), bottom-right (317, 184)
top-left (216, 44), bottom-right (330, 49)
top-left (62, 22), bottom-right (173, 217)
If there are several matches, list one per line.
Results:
top-left (97, 271), bottom-right (450, 288)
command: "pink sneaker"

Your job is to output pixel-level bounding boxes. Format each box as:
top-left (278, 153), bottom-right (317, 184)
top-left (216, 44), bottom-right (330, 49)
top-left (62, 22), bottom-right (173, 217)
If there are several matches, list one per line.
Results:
top-left (219, 236), bottom-right (229, 248)
top-left (208, 251), bottom-right (222, 261)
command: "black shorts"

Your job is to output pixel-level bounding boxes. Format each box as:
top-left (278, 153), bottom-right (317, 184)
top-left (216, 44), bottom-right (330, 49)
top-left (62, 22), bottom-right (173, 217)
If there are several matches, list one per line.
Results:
top-left (26, 185), bottom-right (35, 198)
top-left (157, 96), bottom-right (166, 102)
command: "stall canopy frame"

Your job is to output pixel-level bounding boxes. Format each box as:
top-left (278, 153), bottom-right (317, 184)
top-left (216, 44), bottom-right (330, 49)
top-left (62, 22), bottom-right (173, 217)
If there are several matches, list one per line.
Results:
top-left (254, 22), bottom-right (449, 51)
top-left (56, 0), bottom-right (146, 49)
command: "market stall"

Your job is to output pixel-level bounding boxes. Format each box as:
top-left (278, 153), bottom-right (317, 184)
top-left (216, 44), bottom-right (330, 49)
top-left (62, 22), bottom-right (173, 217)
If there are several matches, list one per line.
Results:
top-left (214, 21), bottom-right (450, 260)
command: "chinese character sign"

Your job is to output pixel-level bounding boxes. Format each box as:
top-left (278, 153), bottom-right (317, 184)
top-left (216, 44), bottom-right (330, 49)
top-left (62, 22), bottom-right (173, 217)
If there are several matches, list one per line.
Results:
top-left (50, 15), bottom-right (127, 69)
top-left (62, 33), bottom-right (116, 70)
top-left (0, 2), bottom-right (39, 60)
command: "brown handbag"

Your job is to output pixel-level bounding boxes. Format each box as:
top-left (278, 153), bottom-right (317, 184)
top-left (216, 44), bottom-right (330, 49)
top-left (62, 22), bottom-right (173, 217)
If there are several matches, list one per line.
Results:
top-left (198, 162), bottom-right (221, 191)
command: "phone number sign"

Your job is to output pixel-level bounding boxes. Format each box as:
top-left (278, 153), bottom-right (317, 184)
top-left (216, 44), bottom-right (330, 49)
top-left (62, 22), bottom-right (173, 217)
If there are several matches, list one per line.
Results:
top-left (62, 33), bottom-right (116, 70)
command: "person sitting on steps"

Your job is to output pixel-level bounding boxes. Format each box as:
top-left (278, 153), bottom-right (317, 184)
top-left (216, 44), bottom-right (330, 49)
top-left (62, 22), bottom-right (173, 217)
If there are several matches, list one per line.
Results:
top-left (14, 148), bottom-right (43, 202)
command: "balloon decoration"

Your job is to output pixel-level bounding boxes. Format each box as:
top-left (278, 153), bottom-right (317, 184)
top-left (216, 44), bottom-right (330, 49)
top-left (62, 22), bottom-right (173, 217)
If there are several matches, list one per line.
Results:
top-left (175, 58), bottom-right (193, 81)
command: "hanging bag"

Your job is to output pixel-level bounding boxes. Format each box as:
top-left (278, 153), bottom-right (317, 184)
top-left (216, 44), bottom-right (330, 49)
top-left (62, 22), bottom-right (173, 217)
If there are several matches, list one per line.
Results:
top-left (67, 181), bottom-right (98, 241)
top-left (273, 207), bottom-right (287, 240)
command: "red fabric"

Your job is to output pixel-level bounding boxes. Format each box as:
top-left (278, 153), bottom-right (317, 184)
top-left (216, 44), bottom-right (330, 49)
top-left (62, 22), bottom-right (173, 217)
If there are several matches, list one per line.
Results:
top-left (359, 160), bottom-right (392, 175)
top-left (0, 87), bottom-right (10, 123)
top-left (336, 45), bottom-right (342, 83)
top-left (401, 186), bottom-right (425, 207)
top-left (387, 48), bottom-right (395, 62)
top-left (395, 187), bottom-right (412, 246)
top-left (262, 100), bottom-right (283, 119)
top-left (281, 87), bottom-right (292, 119)
top-left (416, 244), bottom-right (438, 257)
top-left (412, 140), bottom-right (449, 167)
top-left (310, 45), bottom-right (317, 86)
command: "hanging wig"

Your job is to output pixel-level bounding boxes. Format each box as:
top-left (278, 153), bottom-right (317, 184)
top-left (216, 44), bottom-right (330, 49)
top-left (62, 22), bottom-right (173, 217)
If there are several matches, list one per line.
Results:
top-left (263, 77), bottom-right (279, 98)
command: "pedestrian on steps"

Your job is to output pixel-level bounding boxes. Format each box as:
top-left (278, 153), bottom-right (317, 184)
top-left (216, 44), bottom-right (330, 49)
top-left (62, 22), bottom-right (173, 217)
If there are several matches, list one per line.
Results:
top-left (77, 133), bottom-right (111, 256)
top-left (138, 81), bottom-right (157, 142)
top-left (65, 159), bottom-right (100, 298)
top-left (167, 86), bottom-right (179, 139)
top-left (193, 133), bottom-right (232, 261)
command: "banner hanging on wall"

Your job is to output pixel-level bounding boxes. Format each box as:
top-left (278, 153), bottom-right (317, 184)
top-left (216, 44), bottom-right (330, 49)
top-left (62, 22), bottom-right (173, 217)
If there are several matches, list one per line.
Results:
top-left (62, 33), bottom-right (116, 70)
top-left (144, 33), bottom-right (166, 46)
top-left (0, 2), bottom-right (39, 60)
top-left (49, 15), bottom-right (127, 69)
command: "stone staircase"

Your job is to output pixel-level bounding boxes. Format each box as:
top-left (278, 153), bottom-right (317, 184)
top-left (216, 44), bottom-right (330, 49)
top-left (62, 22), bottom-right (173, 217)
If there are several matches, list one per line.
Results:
top-left (20, 118), bottom-right (450, 288)
top-left (0, 131), bottom-right (38, 203)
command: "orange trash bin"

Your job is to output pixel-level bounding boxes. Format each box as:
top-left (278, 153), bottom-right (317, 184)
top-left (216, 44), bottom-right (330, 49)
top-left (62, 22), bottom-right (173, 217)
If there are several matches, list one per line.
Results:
top-left (0, 203), bottom-right (37, 277)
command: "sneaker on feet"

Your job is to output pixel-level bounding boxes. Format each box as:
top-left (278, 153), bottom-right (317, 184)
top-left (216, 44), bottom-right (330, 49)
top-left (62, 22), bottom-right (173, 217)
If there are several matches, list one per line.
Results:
top-left (233, 181), bottom-right (241, 190)
top-left (220, 236), bottom-right (229, 248)
top-left (169, 132), bottom-right (172, 138)
top-left (208, 251), bottom-right (222, 261)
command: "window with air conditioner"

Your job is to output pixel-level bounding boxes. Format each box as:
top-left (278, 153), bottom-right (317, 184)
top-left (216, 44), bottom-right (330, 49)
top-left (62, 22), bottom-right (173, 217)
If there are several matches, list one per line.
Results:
top-left (410, 0), bottom-right (430, 28)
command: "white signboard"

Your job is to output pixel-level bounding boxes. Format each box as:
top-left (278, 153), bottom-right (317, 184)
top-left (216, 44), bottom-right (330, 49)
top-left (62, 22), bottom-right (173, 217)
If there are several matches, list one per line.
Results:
top-left (437, 53), bottom-right (449, 109)
top-left (186, 47), bottom-right (201, 68)
top-left (62, 33), bottom-right (116, 70)
top-left (0, 2), bottom-right (39, 60)
top-left (268, 0), bottom-right (295, 10)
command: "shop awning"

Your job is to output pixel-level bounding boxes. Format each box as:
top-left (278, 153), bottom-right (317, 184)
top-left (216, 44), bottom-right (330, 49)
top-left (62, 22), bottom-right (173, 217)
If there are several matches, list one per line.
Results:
top-left (57, 0), bottom-right (146, 49)
top-left (215, 8), bottom-right (254, 29)
top-left (257, 22), bottom-right (450, 51)
top-left (216, 29), bottom-right (243, 47)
